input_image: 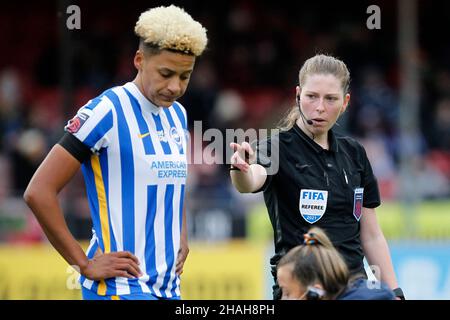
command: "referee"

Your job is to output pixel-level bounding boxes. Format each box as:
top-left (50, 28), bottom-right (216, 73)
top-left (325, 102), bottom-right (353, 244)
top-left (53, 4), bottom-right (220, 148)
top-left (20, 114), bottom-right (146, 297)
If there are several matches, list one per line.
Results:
top-left (24, 5), bottom-right (207, 300)
top-left (230, 54), bottom-right (404, 300)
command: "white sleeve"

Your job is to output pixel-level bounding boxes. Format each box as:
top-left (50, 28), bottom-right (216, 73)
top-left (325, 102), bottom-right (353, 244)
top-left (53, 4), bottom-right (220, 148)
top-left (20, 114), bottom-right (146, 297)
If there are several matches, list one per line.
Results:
top-left (64, 95), bottom-right (114, 153)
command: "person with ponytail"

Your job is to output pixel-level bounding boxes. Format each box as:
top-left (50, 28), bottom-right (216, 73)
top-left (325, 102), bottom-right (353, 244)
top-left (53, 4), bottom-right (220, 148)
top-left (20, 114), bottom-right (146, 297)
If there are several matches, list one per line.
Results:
top-left (230, 54), bottom-right (403, 300)
top-left (277, 227), bottom-right (395, 300)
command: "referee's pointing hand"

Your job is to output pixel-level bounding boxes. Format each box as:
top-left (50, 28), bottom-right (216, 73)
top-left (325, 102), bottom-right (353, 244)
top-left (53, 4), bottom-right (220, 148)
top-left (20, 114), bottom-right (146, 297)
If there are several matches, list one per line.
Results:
top-left (230, 142), bottom-right (255, 173)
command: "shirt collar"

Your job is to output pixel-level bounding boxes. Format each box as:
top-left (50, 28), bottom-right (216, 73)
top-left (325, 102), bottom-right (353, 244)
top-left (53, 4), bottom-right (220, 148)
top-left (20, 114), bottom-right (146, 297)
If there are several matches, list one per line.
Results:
top-left (292, 123), bottom-right (339, 153)
top-left (123, 82), bottom-right (161, 114)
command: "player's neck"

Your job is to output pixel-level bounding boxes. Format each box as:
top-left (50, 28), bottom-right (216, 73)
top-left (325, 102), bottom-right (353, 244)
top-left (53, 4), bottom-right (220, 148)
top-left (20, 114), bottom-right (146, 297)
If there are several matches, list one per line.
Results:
top-left (132, 76), bottom-right (160, 108)
top-left (132, 76), bottom-right (144, 96)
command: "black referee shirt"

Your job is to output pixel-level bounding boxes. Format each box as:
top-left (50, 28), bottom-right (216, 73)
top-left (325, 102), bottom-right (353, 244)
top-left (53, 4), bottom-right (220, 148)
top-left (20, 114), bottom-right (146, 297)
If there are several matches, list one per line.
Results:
top-left (255, 124), bottom-right (381, 277)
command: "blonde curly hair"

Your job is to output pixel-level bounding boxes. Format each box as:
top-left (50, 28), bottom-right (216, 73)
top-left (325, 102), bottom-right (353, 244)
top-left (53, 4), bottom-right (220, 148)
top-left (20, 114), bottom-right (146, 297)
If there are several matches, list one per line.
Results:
top-left (135, 5), bottom-right (208, 56)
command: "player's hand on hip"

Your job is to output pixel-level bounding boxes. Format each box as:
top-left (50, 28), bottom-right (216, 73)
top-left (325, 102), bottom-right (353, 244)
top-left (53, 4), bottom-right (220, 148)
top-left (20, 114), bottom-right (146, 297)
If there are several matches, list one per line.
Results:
top-left (81, 251), bottom-right (143, 280)
top-left (230, 141), bottom-right (255, 173)
top-left (175, 242), bottom-right (189, 276)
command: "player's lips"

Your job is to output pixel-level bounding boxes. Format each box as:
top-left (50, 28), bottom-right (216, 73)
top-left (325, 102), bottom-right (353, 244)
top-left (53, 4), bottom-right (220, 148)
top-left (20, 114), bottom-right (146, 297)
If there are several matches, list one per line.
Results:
top-left (312, 118), bottom-right (326, 123)
top-left (160, 95), bottom-right (175, 101)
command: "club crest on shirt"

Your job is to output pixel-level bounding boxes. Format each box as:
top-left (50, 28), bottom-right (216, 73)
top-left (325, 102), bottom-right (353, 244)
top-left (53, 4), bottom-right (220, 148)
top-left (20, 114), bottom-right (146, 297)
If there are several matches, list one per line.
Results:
top-left (169, 127), bottom-right (182, 146)
top-left (65, 109), bottom-right (92, 134)
top-left (299, 189), bottom-right (328, 224)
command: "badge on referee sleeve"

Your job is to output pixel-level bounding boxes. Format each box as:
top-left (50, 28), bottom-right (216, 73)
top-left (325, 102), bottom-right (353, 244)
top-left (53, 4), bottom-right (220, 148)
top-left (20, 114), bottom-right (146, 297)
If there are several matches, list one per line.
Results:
top-left (353, 188), bottom-right (364, 221)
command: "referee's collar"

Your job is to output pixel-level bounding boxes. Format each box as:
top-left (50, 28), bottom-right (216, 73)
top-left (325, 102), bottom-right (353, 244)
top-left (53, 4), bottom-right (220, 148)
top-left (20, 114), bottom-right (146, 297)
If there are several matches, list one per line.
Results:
top-left (293, 123), bottom-right (339, 153)
top-left (124, 82), bottom-right (161, 114)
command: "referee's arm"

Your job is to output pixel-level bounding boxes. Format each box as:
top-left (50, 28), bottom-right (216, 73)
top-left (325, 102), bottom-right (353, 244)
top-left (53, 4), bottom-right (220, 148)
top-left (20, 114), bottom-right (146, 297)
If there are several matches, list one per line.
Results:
top-left (360, 207), bottom-right (399, 290)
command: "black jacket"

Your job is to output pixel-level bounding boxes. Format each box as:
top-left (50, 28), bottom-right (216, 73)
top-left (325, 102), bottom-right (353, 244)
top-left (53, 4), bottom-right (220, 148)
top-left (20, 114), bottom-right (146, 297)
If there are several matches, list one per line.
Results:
top-left (255, 124), bottom-right (381, 297)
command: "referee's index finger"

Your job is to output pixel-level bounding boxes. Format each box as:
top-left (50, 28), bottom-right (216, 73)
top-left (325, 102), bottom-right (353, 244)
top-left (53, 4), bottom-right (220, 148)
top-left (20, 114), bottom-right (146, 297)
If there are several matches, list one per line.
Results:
top-left (240, 141), bottom-right (254, 155)
top-left (229, 142), bottom-right (241, 151)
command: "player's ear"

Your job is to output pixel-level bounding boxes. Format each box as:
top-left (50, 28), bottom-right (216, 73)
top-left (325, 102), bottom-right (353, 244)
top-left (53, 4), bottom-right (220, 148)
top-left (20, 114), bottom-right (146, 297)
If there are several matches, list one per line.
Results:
top-left (134, 50), bottom-right (143, 71)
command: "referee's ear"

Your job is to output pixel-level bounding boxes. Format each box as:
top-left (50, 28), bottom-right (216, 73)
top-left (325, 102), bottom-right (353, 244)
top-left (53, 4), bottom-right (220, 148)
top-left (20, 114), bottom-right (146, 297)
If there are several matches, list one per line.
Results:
top-left (340, 93), bottom-right (351, 114)
top-left (295, 85), bottom-right (302, 98)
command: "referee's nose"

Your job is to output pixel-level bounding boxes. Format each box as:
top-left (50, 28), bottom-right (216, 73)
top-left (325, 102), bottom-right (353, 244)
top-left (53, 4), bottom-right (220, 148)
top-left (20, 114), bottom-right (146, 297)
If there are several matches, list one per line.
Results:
top-left (315, 98), bottom-right (326, 113)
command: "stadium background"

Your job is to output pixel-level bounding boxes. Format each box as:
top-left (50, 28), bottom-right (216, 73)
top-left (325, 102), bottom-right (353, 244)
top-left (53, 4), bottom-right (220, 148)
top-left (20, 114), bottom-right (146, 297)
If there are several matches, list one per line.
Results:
top-left (0, 0), bottom-right (449, 299)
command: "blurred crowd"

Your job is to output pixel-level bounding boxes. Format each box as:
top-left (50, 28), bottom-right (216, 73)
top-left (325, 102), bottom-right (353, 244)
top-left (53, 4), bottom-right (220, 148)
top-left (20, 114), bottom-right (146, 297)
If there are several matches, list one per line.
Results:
top-left (0, 0), bottom-right (449, 243)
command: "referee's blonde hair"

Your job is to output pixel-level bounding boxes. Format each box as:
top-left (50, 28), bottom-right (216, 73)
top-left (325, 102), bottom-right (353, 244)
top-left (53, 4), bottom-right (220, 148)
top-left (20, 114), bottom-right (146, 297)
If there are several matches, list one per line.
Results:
top-left (278, 54), bottom-right (350, 131)
top-left (278, 227), bottom-right (350, 300)
top-left (135, 5), bottom-right (207, 56)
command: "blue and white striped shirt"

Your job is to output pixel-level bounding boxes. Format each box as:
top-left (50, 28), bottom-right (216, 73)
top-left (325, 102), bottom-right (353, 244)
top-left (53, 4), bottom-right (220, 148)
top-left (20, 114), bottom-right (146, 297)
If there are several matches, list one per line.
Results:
top-left (65, 82), bottom-right (188, 298)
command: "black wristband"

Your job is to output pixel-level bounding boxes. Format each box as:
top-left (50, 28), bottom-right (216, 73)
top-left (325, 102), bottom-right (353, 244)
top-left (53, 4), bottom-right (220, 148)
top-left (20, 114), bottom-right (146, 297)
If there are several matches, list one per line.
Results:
top-left (393, 287), bottom-right (405, 300)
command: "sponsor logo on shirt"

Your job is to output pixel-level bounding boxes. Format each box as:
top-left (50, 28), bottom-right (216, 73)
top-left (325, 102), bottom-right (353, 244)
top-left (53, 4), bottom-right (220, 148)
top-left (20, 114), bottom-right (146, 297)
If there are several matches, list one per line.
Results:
top-left (151, 160), bottom-right (187, 178)
top-left (157, 130), bottom-right (168, 142)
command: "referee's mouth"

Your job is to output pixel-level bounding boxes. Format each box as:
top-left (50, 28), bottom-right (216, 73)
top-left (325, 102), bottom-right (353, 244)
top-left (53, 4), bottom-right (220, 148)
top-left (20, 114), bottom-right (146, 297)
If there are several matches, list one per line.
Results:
top-left (311, 118), bottom-right (326, 124)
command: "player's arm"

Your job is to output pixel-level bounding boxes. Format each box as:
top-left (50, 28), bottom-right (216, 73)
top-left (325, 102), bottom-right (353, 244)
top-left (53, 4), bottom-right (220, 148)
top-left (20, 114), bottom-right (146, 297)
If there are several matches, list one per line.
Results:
top-left (176, 204), bottom-right (189, 275)
top-left (24, 144), bottom-right (142, 280)
top-left (360, 207), bottom-right (399, 290)
top-left (229, 142), bottom-right (267, 193)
